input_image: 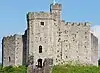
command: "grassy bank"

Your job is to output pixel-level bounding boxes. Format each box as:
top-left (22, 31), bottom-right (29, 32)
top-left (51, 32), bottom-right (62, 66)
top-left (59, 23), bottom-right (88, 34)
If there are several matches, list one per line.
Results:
top-left (0, 65), bottom-right (27, 73)
top-left (52, 64), bottom-right (100, 73)
top-left (0, 64), bottom-right (100, 73)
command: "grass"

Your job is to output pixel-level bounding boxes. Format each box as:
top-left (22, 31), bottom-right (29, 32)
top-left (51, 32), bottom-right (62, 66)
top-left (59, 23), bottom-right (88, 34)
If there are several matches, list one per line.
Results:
top-left (52, 64), bottom-right (100, 73)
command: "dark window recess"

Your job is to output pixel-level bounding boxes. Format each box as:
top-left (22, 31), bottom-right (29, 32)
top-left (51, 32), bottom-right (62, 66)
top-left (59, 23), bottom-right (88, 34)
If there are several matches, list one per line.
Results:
top-left (41, 22), bottom-right (44, 26)
top-left (38, 59), bottom-right (42, 68)
top-left (9, 57), bottom-right (11, 62)
top-left (57, 50), bottom-right (59, 52)
top-left (56, 58), bottom-right (57, 61)
top-left (66, 56), bottom-right (68, 58)
top-left (39, 45), bottom-right (42, 53)
top-left (58, 38), bottom-right (61, 42)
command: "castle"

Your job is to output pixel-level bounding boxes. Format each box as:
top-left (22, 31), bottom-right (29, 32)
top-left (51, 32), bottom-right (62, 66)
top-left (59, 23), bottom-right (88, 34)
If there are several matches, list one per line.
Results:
top-left (2, 3), bottom-right (98, 67)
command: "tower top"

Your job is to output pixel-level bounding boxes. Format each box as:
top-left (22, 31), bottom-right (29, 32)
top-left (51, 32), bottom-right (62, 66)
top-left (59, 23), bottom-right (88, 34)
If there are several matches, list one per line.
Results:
top-left (53, 0), bottom-right (56, 5)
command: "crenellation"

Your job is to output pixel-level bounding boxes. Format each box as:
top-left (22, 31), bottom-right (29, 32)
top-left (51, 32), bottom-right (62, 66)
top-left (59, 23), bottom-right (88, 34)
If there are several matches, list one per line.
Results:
top-left (27, 12), bottom-right (55, 20)
top-left (65, 22), bottom-right (91, 27)
top-left (51, 3), bottom-right (62, 10)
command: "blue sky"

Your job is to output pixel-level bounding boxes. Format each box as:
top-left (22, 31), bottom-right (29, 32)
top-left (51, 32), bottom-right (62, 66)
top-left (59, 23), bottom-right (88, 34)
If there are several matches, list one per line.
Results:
top-left (0, 0), bottom-right (100, 63)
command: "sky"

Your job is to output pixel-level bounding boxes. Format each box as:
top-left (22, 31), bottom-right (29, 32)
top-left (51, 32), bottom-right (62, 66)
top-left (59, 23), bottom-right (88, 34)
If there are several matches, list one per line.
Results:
top-left (0, 0), bottom-right (100, 63)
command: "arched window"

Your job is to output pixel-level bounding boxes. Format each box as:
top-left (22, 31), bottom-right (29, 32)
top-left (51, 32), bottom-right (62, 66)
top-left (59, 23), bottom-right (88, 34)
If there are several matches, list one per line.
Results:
top-left (39, 45), bottom-right (42, 53)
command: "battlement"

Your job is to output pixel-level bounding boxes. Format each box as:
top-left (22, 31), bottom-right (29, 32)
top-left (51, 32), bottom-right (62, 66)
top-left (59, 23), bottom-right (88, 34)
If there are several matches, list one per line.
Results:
top-left (50, 3), bottom-right (62, 11)
top-left (27, 12), bottom-right (55, 20)
top-left (65, 22), bottom-right (91, 27)
top-left (3, 34), bottom-right (22, 41)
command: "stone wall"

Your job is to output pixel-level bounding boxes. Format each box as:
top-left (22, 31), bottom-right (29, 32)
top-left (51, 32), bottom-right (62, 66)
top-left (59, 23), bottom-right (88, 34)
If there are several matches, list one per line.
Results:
top-left (27, 11), bottom-right (55, 66)
top-left (27, 58), bottom-right (53, 73)
top-left (91, 33), bottom-right (98, 66)
top-left (2, 35), bottom-right (15, 66)
top-left (2, 34), bottom-right (23, 66)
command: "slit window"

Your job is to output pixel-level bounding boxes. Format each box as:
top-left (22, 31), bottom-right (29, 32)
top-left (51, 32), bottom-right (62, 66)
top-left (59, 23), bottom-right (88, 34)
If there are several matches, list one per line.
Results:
top-left (9, 57), bottom-right (11, 62)
top-left (39, 45), bottom-right (42, 53)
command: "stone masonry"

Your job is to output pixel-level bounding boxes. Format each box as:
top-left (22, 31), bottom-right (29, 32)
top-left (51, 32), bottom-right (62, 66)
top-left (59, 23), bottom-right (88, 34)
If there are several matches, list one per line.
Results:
top-left (2, 3), bottom-right (98, 67)
top-left (2, 34), bottom-right (23, 66)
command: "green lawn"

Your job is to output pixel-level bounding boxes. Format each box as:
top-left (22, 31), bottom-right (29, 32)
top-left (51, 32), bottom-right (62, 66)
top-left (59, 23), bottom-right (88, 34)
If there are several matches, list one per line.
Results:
top-left (0, 65), bottom-right (27, 73)
top-left (52, 64), bottom-right (100, 73)
top-left (0, 64), bottom-right (100, 73)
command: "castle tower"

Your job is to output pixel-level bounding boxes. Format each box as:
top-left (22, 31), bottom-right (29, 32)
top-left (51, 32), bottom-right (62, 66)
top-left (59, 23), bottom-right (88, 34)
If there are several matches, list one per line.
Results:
top-left (26, 6), bottom-right (56, 67)
top-left (50, 3), bottom-right (62, 21)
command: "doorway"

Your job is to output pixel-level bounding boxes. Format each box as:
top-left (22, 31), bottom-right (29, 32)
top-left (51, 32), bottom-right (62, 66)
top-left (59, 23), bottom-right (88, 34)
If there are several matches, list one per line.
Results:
top-left (38, 59), bottom-right (42, 68)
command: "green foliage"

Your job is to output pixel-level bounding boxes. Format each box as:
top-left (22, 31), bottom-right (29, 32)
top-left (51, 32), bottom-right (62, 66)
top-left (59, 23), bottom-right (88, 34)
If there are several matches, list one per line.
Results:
top-left (52, 64), bottom-right (100, 73)
top-left (98, 59), bottom-right (100, 66)
top-left (0, 65), bottom-right (27, 73)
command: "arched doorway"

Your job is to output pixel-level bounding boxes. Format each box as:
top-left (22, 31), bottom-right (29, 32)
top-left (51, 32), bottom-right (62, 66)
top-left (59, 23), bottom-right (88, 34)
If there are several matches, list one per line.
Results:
top-left (38, 59), bottom-right (42, 68)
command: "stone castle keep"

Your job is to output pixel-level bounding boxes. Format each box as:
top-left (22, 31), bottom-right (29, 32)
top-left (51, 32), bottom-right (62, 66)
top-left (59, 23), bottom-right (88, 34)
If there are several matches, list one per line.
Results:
top-left (2, 3), bottom-right (98, 67)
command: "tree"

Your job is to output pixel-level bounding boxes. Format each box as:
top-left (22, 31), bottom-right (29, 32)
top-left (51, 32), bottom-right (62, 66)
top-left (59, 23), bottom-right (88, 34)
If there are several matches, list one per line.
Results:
top-left (98, 59), bottom-right (100, 66)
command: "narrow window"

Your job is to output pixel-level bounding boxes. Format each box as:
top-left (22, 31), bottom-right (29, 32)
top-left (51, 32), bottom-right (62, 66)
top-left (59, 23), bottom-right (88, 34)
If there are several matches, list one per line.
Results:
top-left (41, 22), bottom-right (44, 26)
top-left (57, 50), bottom-right (59, 52)
top-left (66, 56), bottom-right (68, 58)
top-left (9, 57), bottom-right (11, 62)
top-left (39, 45), bottom-right (42, 53)
top-left (58, 38), bottom-right (61, 42)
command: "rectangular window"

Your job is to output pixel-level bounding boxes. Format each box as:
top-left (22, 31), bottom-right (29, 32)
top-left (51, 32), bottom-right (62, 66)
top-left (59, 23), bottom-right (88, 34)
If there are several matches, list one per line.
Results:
top-left (39, 45), bottom-right (42, 53)
top-left (41, 22), bottom-right (44, 26)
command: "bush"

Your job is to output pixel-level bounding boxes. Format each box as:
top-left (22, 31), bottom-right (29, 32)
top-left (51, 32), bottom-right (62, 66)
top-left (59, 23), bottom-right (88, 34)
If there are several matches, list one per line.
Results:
top-left (98, 59), bottom-right (100, 66)
top-left (0, 65), bottom-right (27, 73)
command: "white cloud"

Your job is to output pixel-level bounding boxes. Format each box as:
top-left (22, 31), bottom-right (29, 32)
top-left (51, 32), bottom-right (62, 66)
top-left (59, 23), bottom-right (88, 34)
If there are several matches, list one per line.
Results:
top-left (91, 25), bottom-right (100, 59)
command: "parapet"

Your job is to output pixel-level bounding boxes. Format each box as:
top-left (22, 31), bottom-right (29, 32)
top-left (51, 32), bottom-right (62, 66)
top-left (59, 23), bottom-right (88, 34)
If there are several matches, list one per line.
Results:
top-left (65, 22), bottom-right (91, 27)
top-left (3, 34), bottom-right (22, 40)
top-left (27, 12), bottom-right (55, 20)
top-left (50, 3), bottom-right (62, 11)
